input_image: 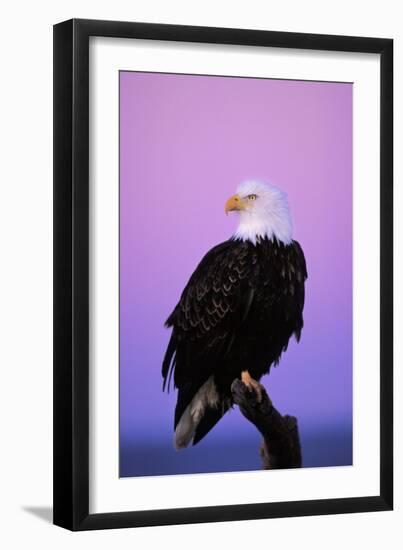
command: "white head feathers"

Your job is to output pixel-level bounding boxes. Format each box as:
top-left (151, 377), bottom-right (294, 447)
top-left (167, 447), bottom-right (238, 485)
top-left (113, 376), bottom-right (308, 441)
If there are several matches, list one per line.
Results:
top-left (232, 180), bottom-right (293, 246)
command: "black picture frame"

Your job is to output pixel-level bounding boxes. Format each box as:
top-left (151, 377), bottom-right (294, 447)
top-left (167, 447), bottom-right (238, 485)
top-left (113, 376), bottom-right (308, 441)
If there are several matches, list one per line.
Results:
top-left (53, 18), bottom-right (393, 531)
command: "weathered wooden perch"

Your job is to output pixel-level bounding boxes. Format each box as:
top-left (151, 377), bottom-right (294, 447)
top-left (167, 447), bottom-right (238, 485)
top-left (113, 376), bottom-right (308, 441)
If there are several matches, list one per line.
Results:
top-left (231, 378), bottom-right (302, 469)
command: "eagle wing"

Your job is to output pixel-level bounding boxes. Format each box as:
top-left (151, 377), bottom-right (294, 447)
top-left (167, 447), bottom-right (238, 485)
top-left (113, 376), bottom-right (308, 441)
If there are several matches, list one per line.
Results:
top-left (162, 239), bottom-right (256, 427)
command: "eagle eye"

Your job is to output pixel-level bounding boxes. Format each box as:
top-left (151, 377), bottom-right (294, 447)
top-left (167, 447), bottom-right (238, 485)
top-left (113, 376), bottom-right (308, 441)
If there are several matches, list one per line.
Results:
top-left (247, 194), bottom-right (257, 201)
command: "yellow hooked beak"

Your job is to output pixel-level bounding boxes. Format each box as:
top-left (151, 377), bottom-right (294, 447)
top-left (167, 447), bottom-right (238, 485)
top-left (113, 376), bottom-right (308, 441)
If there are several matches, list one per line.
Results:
top-left (224, 194), bottom-right (246, 215)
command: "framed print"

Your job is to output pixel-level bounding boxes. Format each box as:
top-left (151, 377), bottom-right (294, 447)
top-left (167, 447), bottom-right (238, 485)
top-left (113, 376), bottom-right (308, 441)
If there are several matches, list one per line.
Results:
top-left (53, 19), bottom-right (393, 530)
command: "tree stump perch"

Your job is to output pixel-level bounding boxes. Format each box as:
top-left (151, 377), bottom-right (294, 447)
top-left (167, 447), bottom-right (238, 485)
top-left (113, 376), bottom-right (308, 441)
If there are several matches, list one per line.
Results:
top-left (231, 378), bottom-right (302, 469)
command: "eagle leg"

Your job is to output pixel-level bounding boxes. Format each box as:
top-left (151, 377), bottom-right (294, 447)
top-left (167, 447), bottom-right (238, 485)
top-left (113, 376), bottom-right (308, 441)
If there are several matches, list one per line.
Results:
top-left (241, 370), bottom-right (263, 403)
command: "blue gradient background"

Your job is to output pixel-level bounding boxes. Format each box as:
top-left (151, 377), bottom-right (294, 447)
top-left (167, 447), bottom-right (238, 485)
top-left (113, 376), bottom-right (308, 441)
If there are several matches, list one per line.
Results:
top-left (119, 72), bottom-right (352, 477)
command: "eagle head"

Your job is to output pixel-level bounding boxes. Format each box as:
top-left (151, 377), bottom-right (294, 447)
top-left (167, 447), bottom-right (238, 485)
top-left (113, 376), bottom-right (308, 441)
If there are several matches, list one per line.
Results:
top-left (225, 180), bottom-right (293, 246)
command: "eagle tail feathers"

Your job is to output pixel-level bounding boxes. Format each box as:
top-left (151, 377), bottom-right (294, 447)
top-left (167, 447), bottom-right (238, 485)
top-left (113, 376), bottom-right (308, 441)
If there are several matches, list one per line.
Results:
top-left (192, 404), bottom-right (229, 446)
top-left (174, 376), bottom-right (225, 449)
top-left (174, 406), bottom-right (197, 449)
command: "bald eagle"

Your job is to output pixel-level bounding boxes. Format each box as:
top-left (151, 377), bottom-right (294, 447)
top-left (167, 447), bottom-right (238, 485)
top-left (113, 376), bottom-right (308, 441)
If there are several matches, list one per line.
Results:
top-left (162, 180), bottom-right (307, 449)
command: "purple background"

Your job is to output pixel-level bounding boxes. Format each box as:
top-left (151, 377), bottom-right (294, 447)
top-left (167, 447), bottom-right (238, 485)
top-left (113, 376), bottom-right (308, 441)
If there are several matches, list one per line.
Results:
top-left (119, 71), bottom-right (352, 477)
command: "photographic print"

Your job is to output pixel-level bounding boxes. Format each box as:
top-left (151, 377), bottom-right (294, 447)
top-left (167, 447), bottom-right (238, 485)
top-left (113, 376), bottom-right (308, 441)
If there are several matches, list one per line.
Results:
top-left (119, 70), bottom-right (353, 478)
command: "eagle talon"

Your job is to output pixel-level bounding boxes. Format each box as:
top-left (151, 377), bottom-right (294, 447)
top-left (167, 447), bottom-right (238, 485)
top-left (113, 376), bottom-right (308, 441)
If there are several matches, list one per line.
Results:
top-left (241, 371), bottom-right (263, 403)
